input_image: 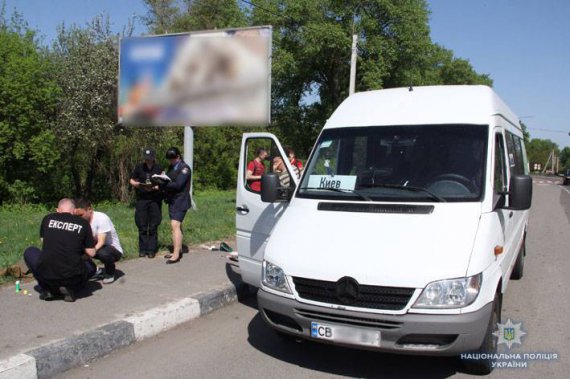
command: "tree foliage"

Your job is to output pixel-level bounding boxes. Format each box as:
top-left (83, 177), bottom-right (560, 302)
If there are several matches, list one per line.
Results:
top-left (559, 147), bottom-right (570, 171)
top-left (0, 14), bottom-right (60, 203)
top-left (526, 138), bottom-right (559, 172)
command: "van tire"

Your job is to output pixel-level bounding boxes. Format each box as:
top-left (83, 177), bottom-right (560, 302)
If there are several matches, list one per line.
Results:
top-left (462, 293), bottom-right (501, 375)
top-left (510, 237), bottom-right (526, 280)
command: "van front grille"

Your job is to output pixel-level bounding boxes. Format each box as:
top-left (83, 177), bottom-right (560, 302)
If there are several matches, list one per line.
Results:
top-left (295, 308), bottom-right (403, 329)
top-left (292, 276), bottom-right (414, 311)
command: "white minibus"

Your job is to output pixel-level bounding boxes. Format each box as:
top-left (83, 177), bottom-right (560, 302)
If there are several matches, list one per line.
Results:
top-left (236, 85), bottom-right (532, 374)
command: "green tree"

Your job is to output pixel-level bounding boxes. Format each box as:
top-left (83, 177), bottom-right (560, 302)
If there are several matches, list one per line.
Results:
top-left (142, 0), bottom-right (180, 34)
top-left (173, 0), bottom-right (248, 30)
top-left (50, 16), bottom-right (121, 199)
top-left (526, 138), bottom-right (559, 172)
top-left (519, 121), bottom-right (530, 145)
top-left (0, 13), bottom-right (60, 203)
top-left (559, 146), bottom-right (570, 171)
top-left (428, 45), bottom-right (492, 86)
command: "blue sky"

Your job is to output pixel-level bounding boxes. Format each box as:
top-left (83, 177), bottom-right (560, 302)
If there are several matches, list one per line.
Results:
top-left (428, 0), bottom-right (570, 148)
top-left (4, 0), bottom-right (569, 148)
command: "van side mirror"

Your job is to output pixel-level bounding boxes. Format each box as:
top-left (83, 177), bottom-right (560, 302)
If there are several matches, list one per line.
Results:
top-left (261, 173), bottom-right (280, 203)
top-left (508, 175), bottom-right (532, 210)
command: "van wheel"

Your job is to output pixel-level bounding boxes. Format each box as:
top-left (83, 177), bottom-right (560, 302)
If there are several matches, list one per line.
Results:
top-left (462, 293), bottom-right (501, 375)
top-left (510, 237), bottom-right (526, 280)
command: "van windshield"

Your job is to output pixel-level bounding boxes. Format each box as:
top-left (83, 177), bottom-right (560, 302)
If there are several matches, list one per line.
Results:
top-left (297, 124), bottom-right (488, 202)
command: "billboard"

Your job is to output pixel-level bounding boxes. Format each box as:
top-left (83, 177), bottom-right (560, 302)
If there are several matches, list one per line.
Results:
top-left (118, 26), bottom-right (272, 127)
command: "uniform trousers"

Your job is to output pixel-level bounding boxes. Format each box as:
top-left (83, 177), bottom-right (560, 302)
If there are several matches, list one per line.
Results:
top-left (135, 199), bottom-right (162, 255)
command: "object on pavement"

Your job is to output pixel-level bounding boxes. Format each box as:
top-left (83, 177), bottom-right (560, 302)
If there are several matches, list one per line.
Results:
top-left (226, 251), bottom-right (238, 261)
top-left (220, 242), bottom-right (233, 252)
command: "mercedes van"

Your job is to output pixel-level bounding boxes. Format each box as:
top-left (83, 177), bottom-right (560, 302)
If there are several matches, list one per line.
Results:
top-left (235, 85), bottom-right (532, 373)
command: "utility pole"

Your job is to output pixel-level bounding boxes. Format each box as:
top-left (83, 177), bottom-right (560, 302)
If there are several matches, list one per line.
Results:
top-left (349, 34), bottom-right (358, 96)
top-left (543, 151), bottom-right (552, 174)
top-left (542, 149), bottom-right (559, 174)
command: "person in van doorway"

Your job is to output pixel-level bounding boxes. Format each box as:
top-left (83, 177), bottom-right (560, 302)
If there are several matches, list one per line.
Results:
top-left (286, 147), bottom-right (303, 173)
top-left (246, 147), bottom-right (267, 192)
top-left (23, 198), bottom-right (97, 302)
top-left (272, 156), bottom-right (293, 187)
top-left (160, 147), bottom-right (192, 264)
top-left (129, 147), bottom-right (163, 258)
top-left (75, 199), bottom-right (124, 284)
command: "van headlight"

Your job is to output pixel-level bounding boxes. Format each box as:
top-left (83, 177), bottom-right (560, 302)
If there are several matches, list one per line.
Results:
top-left (413, 273), bottom-right (482, 309)
top-left (262, 260), bottom-right (292, 294)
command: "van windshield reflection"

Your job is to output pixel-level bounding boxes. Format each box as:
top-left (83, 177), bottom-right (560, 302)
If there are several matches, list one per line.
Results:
top-left (297, 124), bottom-right (488, 202)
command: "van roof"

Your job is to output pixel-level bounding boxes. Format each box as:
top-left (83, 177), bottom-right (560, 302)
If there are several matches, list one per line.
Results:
top-left (325, 85), bottom-right (520, 130)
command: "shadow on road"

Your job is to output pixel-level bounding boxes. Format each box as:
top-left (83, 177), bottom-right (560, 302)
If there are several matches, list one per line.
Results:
top-left (225, 262), bottom-right (258, 310)
top-left (245, 297), bottom-right (466, 379)
top-left (74, 280), bottom-right (103, 300)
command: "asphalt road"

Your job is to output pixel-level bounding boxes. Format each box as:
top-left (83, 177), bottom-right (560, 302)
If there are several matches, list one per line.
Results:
top-left (61, 177), bottom-right (570, 379)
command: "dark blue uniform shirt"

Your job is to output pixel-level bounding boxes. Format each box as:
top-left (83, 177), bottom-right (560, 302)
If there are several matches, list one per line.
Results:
top-left (163, 160), bottom-right (192, 211)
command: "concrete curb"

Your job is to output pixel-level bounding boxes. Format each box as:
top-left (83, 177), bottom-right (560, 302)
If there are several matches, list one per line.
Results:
top-left (0, 281), bottom-right (251, 379)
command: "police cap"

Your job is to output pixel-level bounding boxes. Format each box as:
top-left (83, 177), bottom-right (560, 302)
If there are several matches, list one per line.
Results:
top-left (143, 147), bottom-right (156, 160)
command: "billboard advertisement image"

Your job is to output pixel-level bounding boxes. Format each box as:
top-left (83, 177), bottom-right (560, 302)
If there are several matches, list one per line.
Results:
top-left (119, 26), bottom-right (272, 127)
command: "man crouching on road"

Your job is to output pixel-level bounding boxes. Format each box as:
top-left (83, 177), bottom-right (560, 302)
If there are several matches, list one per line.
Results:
top-left (74, 199), bottom-right (124, 284)
top-left (23, 198), bottom-right (97, 302)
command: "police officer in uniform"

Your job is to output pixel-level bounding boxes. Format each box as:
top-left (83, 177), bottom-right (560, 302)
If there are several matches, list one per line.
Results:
top-left (129, 148), bottom-right (163, 258)
top-left (161, 147), bottom-right (191, 264)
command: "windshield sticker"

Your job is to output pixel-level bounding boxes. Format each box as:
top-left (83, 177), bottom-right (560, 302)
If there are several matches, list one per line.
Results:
top-left (308, 175), bottom-right (357, 190)
top-left (319, 140), bottom-right (333, 148)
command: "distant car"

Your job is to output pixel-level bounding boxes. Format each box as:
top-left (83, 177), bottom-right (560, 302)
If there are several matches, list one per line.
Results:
top-left (563, 169), bottom-right (570, 185)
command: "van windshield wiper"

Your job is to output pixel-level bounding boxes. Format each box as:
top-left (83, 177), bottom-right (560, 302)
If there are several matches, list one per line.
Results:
top-left (302, 187), bottom-right (373, 202)
top-left (359, 183), bottom-right (446, 202)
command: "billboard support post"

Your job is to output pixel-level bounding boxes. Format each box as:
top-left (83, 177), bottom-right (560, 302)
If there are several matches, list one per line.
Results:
top-left (184, 126), bottom-right (196, 209)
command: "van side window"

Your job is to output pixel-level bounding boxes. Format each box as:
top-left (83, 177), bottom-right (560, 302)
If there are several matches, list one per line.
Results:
top-left (505, 131), bottom-right (525, 176)
top-left (512, 135), bottom-right (526, 175)
top-left (494, 133), bottom-right (507, 195)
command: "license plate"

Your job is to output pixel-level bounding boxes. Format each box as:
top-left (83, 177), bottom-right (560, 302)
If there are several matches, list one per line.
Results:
top-left (310, 321), bottom-right (381, 347)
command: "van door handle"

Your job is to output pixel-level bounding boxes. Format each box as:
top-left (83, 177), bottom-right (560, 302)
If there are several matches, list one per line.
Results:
top-left (509, 211), bottom-right (513, 218)
top-left (236, 205), bottom-right (249, 214)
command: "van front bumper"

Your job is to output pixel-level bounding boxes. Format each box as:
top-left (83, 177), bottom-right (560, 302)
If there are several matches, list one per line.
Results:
top-left (258, 289), bottom-right (493, 356)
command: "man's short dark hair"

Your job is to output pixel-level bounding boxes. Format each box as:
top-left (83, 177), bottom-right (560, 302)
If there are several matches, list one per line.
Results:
top-left (255, 147), bottom-right (266, 156)
top-left (74, 198), bottom-right (92, 209)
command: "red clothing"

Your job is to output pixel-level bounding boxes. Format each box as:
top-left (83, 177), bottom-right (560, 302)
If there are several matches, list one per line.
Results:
top-left (247, 159), bottom-right (265, 192)
top-left (291, 159), bottom-right (303, 170)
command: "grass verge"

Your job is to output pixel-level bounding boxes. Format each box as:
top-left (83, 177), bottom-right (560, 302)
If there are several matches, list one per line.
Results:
top-left (0, 190), bottom-right (236, 284)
